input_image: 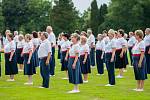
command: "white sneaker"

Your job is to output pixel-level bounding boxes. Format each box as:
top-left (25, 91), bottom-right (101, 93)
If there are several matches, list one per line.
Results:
top-left (116, 75), bottom-right (123, 78)
top-left (6, 79), bottom-right (15, 82)
top-left (91, 66), bottom-right (95, 68)
top-left (129, 66), bottom-right (133, 68)
top-left (123, 70), bottom-right (127, 72)
top-left (39, 86), bottom-right (45, 88)
top-left (136, 89), bottom-right (144, 92)
top-left (62, 77), bottom-right (69, 80)
top-left (83, 80), bottom-right (88, 83)
top-left (105, 84), bottom-right (114, 87)
top-left (19, 69), bottom-right (23, 72)
top-left (96, 74), bottom-right (100, 76)
top-left (67, 90), bottom-right (80, 93)
top-left (24, 82), bottom-right (33, 85)
top-left (132, 88), bottom-right (138, 91)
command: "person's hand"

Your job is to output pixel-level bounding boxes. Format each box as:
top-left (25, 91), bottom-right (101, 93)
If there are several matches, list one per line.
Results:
top-left (83, 60), bottom-right (86, 64)
top-left (110, 57), bottom-right (114, 62)
top-left (72, 63), bottom-right (76, 69)
top-left (65, 57), bottom-right (68, 61)
top-left (101, 56), bottom-right (103, 59)
top-left (148, 49), bottom-right (150, 54)
top-left (120, 53), bottom-right (123, 58)
top-left (138, 62), bottom-right (142, 68)
top-left (21, 53), bottom-right (23, 57)
top-left (9, 58), bottom-right (12, 61)
top-left (27, 60), bottom-right (30, 64)
top-left (46, 59), bottom-right (49, 66)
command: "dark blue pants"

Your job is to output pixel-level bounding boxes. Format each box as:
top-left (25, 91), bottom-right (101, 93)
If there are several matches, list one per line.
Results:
top-left (96, 50), bottom-right (104, 74)
top-left (128, 47), bottom-right (133, 65)
top-left (105, 53), bottom-right (115, 85)
top-left (50, 47), bottom-right (55, 75)
top-left (90, 48), bottom-right (95, 66)
top-left (145, 46), bottom-right (150, 74)
top-left (40, 58), bottom-right (50, 88)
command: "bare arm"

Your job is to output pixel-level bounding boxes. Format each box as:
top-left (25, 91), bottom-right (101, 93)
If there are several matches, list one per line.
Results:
top-left (72, 53), bottom-right (79, 69)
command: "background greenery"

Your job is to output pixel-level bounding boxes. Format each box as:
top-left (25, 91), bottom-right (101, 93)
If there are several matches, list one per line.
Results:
top-left (0, 0), bottom-right (150, 36)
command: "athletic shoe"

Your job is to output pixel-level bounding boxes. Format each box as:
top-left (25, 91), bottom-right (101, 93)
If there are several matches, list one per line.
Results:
top-left (24, 82), bottom-right (33, 85)
top-left (6, 79), bottom-right (15, 82)
top-left (105, 84), bottom-right (114, 87)
top-left (116, 75), bottom-right (123, 78)
top-left (67, 90), bottom-right (80, 94)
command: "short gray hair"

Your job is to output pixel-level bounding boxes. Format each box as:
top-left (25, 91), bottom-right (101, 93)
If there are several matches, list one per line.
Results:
top-left (43, 32), bottom-right (48, 38)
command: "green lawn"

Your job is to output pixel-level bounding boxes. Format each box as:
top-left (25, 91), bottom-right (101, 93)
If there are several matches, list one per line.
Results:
top-left (0, 53), bottom-right (150, 100)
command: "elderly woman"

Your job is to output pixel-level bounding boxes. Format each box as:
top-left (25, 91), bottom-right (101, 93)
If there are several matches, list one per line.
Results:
top-left (4, 33), bottom-right (18, 81)
top-left (104, 29), bottom-right (116, 86)
top-left (132, 30), bottom-right (147, 92)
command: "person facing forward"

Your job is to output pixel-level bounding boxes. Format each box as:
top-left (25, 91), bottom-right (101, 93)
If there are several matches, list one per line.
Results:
top-left (46, 26), bottom-right (56, 76)
top-left (22, 34), bottom-right (35, 85)
top-left (67, 33), bottom-right (83, 93)
top-left (79, 35), bottom-right (91, 83)
top-left (96, 34), bottom-right (105, 76)
top-left (132, 30), bottom-right (147, 92)
top-left (38, 32), bottom-right (51, 88)
top-left (16, 34), bottom-right (25, 71)
top-left (4, 33), bottom-right (18, 81)
top-left (104, 29), bottom-right (116, 87)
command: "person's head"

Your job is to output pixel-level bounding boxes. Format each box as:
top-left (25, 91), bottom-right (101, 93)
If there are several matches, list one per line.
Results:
top-left (114, 31), bottom-right (118, 38)
top-left (145, 28), bottom-right (150, 35)
top-left (87, 29), bottom-right (92, 36)
top-left (102, 30), bottom-right (108, 37)
top-left (135, 30), bottom-right (144, 40)
top-left (124, 33), bottom-right (128, 39)
top-left (117, 29), bottom-right (124, 38)
top-left (81, 31), bottom-right (88, 37)
top-left (41, 32), bottom-right (48, 41)
top-left (32, 31), bottom-right (38, 38)
top-left (7, 33), bottom-right (14, 42)
top-left (80, 36), bottom-right (87, 45)
top-left (71, 33), bottom-right (80, 44)
top-left (18, 34), bottom-right (24, 41)
top-left (75, 30), bottom-right (80, 35)
top-left (108, 29), bottom-right (115, 39)
top-left (5, 30), bottom-right (11, 36)
top-left (46, 26), bottom-right (53, 33)
top-left (14, 31), bottom-right (18, 36)
top-left (129, 32), bottom-right (134, 37)
top-left (25, 34), bottom-right (32, 42)
top-left (97, 34), bottom-right (103, 41)
top-left (62, 33), bottom-right (69, 41)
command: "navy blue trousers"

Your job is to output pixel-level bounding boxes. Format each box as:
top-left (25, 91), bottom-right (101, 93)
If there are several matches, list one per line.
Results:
top-left (145, 46), bottom-right (150, 74)
top-left (105, 53), bottom-right (115, 85)
top-left (96, 50), bottom-right (104, 74)
top-left (58, 45), bottom-right (61, 59)
top-left (40, 57), bottom-right (50, 88)
top-left (90, 48), bottom-right (95, 66)
top-left (50, 47), bottom-right (55, 75)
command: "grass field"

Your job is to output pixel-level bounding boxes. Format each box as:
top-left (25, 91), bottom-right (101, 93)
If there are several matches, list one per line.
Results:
top-left (0, 52), bottom-right (150, 100)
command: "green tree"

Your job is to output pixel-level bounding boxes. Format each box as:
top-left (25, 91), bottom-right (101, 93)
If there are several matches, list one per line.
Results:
top-left (51, 0), bottom-right (80, 35)
top-left (90, 0), bottom-right (99, 35)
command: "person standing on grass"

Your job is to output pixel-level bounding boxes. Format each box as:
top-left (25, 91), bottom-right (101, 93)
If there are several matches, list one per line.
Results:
top-left (104, 29), bottom-right (116, 87)
top-left (115, 29), bottom-right (127, 79)
top-left (132, 30), bottom-right (147, 92)
top-left (46, 26), bottom-right (56, 76)
top-left (60, 33), bottom-right (71, 80)
top-left (38, 32), bottom-right (51, 88)
top-left (32, 31), bottom-right (40, 73)
top-left (57, 33), bottom-right (62, 59)
top-left (22, 34), bottom-right (35, 85)
top-left (67, 33), bottom-right (83, 93)
top-left (79, 36), bottom-right (91, 83)
top-left (4, 33), bottom-right (18, 81)
top-left (128, 32), bottom-right (137, 66)
top-left (96, 34), bottom-right (105, 76)
top-left (87, 29), bottom-right (96, 68)
top-left (16, 34), bottom-right (25, 71)
top-left (144, 28), bottom-right (150, 74)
